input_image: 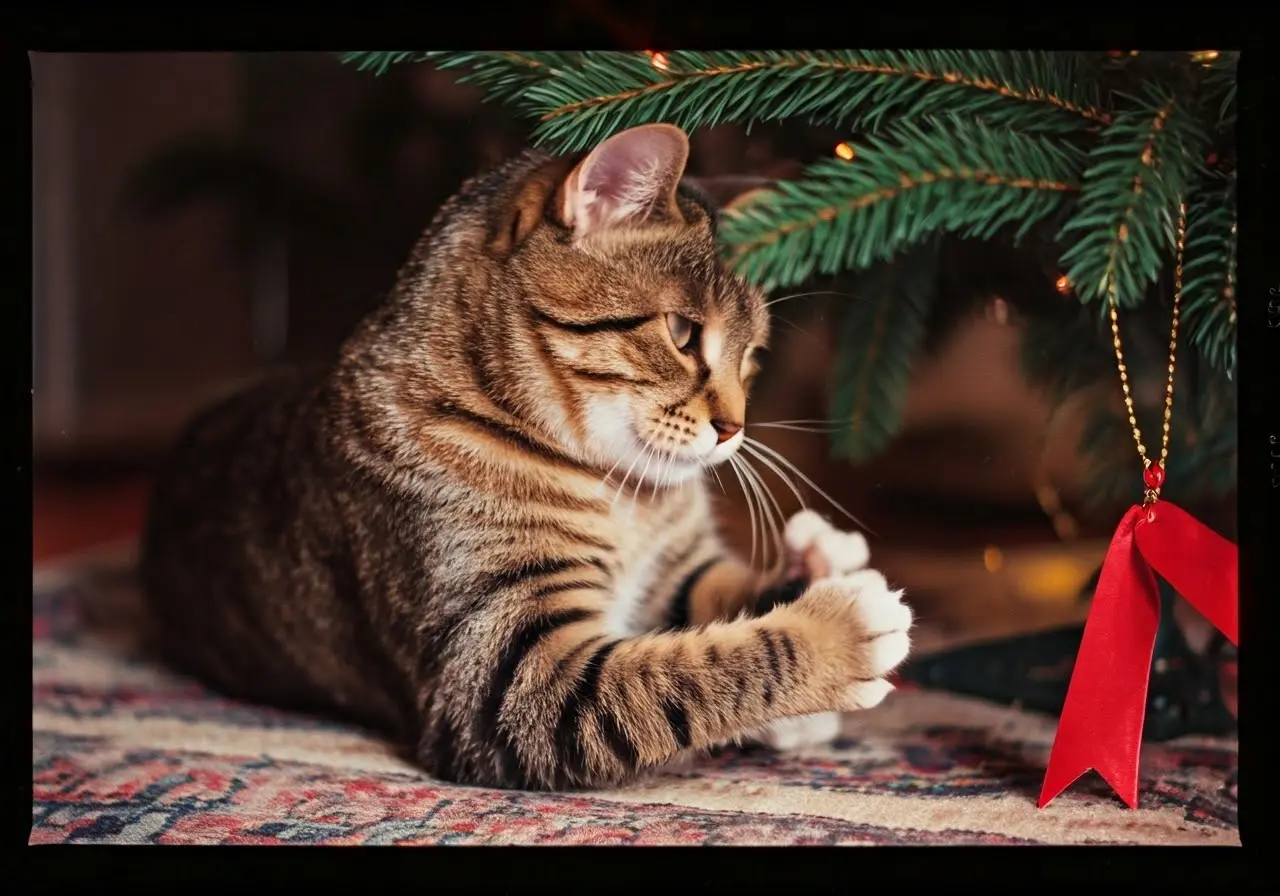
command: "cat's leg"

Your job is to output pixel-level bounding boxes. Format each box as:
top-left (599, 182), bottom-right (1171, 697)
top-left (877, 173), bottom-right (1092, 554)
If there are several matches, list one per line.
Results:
top-left (662, 553), bottom-right (764, 629)
top-left (748, 509), bottom-right (877, 752)
top-left (656, 513), bottom-right (887, 753)
top-left (435, 570), bottom-right (911, 791)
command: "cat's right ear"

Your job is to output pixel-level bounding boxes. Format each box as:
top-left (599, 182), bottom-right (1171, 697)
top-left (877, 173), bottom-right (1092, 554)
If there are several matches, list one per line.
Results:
top-left (560, 124), bottom-right (691, 239)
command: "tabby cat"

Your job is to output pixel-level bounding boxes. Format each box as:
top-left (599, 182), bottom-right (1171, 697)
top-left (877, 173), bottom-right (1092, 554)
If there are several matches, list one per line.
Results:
top-left (140, 124), bottom-right (913, 791)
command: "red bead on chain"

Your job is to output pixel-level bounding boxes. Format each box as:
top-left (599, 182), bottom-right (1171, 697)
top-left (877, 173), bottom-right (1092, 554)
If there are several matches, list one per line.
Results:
top-left (1107, 202), bottom-right (1184, 510)
top-left (1143, 462), bottom-right (1166, 490)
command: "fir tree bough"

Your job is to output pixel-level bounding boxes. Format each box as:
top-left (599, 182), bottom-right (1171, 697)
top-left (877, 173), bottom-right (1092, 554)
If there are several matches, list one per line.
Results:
top-left (340, 49), bottom-right (1236, 497)
top-left (828, 243), bottom-right (940, 462)
top-left (1056, 83), bottom-right (1209, 309)
top-left (720, 117), bottom-right (1084, 290)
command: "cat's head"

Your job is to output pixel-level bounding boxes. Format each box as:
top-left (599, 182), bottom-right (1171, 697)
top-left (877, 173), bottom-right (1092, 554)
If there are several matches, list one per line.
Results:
top-left (408, 124), bottom-right (770, 486)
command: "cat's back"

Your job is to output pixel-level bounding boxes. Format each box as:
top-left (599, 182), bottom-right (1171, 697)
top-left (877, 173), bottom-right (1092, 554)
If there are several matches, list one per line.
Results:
top-left (142, 370), bottom-right (323, 548)
top-left (138, 370), bottom-right (344, 696)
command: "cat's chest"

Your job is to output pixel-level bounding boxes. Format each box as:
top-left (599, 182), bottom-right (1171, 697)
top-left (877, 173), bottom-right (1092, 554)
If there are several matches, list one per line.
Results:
top-left (602, 562), bottom-right (659, 638)
top-left (600, 512), bottom-right (683, 638)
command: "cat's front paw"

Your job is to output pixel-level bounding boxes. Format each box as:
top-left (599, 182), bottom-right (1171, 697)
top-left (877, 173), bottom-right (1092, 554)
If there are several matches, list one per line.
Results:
top-left (793, 569), bottom-right (912, 712)
top-left (751, 711), bottom-right (843, 752)
top-left (783, 509), bottom-right (870, 581)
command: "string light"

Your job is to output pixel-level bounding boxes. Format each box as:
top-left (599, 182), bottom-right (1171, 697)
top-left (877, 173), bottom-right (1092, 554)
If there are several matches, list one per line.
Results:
top-left (1018, 556), bottom-right (1095, 603)
top-left (983, 546), bottom-right (1004, 573)
top-left (834, 142), bottom-right (856, 161)
top-left (645, 51), bottom-right (670, 71)
top-left (1055, 274), bottom-right (1072, 295)
top-left (1190, 50), bottom-right (1220, 64)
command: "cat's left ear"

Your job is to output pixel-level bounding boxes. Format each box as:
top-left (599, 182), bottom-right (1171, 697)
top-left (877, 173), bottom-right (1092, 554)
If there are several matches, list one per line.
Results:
top-left (560, 124), bottom-right (690, 238)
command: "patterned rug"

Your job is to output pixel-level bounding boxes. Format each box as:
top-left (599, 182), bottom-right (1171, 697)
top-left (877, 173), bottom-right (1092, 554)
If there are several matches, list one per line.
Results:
top-left (30, 550), bottom-right (1240, 846)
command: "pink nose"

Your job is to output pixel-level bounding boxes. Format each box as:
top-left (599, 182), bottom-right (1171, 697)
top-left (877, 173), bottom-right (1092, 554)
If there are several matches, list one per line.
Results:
top-left (712, 420), bottom-right (743, 444)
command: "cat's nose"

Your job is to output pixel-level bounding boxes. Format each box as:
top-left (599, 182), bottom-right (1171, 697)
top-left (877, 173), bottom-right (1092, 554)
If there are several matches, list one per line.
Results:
top-left (711, 419), bottom-right (743, 444)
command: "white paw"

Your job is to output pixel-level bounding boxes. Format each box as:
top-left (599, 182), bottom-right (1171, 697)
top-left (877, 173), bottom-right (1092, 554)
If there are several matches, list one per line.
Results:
top-left (751, 711), bottom-right (843, 752)
top-left (825, 569), bottom-right (912, 712)
top-left (838, 678), bottom-right (896, 711)
top-left (783, 509), bottom-right (870, 580)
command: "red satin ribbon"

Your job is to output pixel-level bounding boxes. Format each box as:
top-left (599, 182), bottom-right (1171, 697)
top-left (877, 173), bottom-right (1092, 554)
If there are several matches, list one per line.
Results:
top-left (1038, 501), bottom-right (1238, 809)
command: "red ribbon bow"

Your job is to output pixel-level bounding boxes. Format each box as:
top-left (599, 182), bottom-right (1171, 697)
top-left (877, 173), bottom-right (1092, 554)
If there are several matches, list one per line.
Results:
top-left (1038, 500), bottom-right (1238, 809)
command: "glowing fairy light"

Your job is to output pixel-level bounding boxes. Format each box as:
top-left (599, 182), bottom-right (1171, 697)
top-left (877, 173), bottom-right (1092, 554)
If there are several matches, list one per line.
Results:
top-left (983, 546), bottom-right (1004, 573)
top-left (1191, 50), bottom-right (1220, 64)
top-left (834, 142), bottom-right (855, 161)
top-left (646, 51), bottom-right (670, 71)
top-left (1055, 274), bottom-right (1072, 295)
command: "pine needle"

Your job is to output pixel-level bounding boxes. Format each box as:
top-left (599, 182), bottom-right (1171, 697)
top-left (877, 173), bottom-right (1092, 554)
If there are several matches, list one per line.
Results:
top-left (828, 243), bottom-right (939, 463)
top-left (520, 50), bottom-right (1109, 152)
top-left (720, 117), bottom-right (1084, 289)
top-left (1057, 82), bottom-right (1210, 308)
top-left (1181, 171), bottom-right (1237, 378)
top-left (339, 52), bottom-right (434, 76)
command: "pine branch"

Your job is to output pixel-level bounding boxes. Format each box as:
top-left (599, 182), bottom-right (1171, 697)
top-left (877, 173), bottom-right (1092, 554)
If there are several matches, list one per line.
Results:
top-left (339, 52), bottom-right (582, 111)
top-left (387, 51), bottom-right (1109, 153)
top-left (339, 52), bottom-right (434, 76)
top-left (425, 52), bottom-right (591, 111)
top-left (1057, 83), bottom-right (1210, 309)
top-left (720, 118), bottom-right (1084, 290)
top-left (1198, 51), bottom-right (1239, 132)
top-left (1181, 171), bottom-right (1237, 378)
top-left (828, 243), bottom-right (939, 463)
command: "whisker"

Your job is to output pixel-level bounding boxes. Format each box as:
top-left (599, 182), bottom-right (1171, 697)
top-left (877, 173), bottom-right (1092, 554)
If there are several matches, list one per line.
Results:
top-left (744, 436), bottom-right (875, 536)
top-left (750, 423), bottom-right (845, 434)
top-left (737, 454), bottom-right (786, 573)
top-left (659, 450), bottom-right (682, 495)
top-left (737, 455), bottom-right (764, 573)
top-left (611, 438), bottom-right (654, 508)
top-left (659, 453), bottom-right (675, 494)
top-left (756, 417), bottom-right (861, 427)
top-left (771, 317), bottom-right (815, 340)
top-left (764, 289), bottom-right (859, 310)
top-left (736, 455), bottom-right (770, 571)
top-left (708, 463), bottom-right (726, 495)
top-left (630, 444), bottom-right (659, 518)
top-left (727, 455), bottom-right (759, 572)
top-left (598, 448), bottom-right (630, 497)
top-left (741, 441), bottom-right (808, 511)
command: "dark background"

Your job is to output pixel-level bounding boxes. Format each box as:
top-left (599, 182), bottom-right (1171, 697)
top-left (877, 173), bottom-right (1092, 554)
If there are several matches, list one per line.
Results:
top-left (30, 51), bottom-right (1175, 648)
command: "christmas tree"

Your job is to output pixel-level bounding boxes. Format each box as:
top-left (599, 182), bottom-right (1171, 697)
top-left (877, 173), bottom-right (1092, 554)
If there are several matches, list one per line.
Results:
top-left (341, 50), bottom-right (1237, 516)
top-left (338, 50), bottom-right (1238, 739)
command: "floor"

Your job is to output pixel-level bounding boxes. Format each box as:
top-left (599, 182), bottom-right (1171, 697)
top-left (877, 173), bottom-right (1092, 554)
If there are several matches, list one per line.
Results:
top-left (33, 474), bottom-right (153, 565)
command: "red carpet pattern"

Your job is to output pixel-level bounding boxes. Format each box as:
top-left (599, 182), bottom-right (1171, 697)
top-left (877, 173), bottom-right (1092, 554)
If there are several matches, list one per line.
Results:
top-left (31, 560), bottom-right (1240, 845)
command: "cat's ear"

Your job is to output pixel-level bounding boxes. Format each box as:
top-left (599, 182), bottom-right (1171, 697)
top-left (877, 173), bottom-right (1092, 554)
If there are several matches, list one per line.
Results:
top-left (561, 124), bottom-right (690, 238)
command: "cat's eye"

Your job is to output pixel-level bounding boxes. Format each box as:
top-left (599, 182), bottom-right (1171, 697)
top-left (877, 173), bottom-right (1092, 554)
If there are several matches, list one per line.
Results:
top-left (666, 313), bottom-right (698, 352)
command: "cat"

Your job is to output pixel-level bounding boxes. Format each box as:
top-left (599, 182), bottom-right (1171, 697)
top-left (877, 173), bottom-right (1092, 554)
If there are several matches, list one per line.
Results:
top-left (139, 123), bottom-right (913, 791)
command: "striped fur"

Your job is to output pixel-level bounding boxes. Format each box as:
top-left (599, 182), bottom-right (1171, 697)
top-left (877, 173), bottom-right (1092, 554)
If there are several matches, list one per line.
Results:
top-left (139, 125), bottom-right (912, 791)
